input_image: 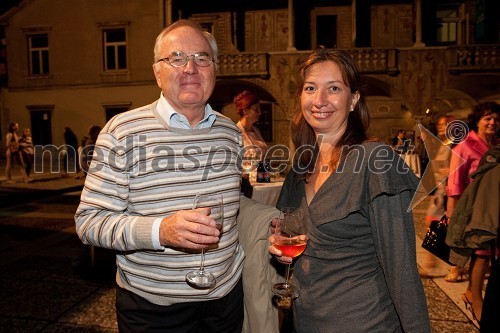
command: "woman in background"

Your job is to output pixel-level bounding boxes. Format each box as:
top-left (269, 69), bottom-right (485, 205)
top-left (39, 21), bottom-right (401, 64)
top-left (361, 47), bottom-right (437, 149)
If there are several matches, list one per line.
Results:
top-left (4, 122), bottom-right (31, 183)
top-left (445, 101), bottom-right (499, 323)
top-left (420, 115), bottom-right (455, 277)
top-left (234, 90), bottom-right (268, 160)
top-left (234, 90), bottom-right (268, 195)
top-left (18, 128), bottom-right (35, 181)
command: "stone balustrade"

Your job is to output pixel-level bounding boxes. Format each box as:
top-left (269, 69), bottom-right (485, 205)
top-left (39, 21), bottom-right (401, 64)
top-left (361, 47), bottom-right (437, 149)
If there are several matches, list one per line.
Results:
top-left (216, 45), bottom-right (499, 78)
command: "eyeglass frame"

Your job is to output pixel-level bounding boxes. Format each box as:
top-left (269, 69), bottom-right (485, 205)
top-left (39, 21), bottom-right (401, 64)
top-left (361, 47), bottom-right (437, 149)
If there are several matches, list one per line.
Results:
top-left (156, 51), bottom-right (215, 68)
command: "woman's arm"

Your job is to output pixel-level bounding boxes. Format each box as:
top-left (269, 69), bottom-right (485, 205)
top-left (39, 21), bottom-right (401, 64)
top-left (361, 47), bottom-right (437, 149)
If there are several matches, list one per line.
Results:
top-left (369, 191), bottom-right (431, 332)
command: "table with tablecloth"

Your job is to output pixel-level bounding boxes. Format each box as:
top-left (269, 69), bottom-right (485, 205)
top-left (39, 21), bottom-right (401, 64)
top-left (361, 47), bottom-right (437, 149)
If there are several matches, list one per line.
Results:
top-left (250, 180), bottom-right (284, 206)
top-left (401, 153), bottom-right (421, 178)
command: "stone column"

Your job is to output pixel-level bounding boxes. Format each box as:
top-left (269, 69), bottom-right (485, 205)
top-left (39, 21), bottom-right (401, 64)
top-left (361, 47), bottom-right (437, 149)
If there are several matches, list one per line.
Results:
top-left (166, 0), bottom-right (172, 26)
top-left (413, 0), bottom-right (426, 47)
top-left (352, 0), bottom-right (356, 46)
top-left (287, 0), bottom-right (296, 51)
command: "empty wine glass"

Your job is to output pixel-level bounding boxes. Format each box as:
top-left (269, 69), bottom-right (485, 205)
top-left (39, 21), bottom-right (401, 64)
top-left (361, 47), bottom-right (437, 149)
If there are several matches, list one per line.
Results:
top-left (272, 207), bottom-right (307, 299)
top-left (185, 193), bottom-right (223, 289)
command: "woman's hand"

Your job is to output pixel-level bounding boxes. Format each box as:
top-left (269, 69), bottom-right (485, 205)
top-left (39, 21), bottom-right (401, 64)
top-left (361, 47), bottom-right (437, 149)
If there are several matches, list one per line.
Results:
top-left (268, 233), bottom-right (308, 264)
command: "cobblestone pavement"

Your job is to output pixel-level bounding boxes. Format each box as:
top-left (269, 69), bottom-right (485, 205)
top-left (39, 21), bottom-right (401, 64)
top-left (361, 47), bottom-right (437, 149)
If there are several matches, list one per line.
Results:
top-left (0, 166), bottom-right (480, 332)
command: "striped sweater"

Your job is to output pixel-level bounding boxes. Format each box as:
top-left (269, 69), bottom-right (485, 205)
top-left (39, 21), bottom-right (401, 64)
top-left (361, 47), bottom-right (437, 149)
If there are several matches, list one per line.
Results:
top-left (75, 101), bottom-right (245, 306)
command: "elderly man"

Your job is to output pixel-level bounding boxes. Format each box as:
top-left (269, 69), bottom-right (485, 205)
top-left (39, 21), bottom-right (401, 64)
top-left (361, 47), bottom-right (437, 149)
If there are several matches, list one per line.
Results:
top-left (75, 19), bottom-right (279, 333)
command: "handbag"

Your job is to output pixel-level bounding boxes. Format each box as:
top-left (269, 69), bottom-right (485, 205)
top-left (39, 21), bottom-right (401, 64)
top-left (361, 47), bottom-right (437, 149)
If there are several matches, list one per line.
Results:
top-left (421, 215), bottom-right (451, 264)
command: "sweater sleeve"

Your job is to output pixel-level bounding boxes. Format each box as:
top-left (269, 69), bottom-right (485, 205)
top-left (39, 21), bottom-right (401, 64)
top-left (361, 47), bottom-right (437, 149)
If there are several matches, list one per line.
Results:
top-left (369, 191), bottom-right (431, 332)
top-left (74, 131), bottom-right (157, 251)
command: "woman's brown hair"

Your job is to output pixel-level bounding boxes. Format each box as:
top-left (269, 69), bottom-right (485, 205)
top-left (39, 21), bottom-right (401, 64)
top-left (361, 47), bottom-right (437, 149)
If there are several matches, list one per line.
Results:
top-left (292, 47), bottom-right (370, 178)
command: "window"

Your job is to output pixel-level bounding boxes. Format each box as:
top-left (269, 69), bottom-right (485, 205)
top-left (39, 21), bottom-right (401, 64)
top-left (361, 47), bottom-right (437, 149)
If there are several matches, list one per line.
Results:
top-left (103, 28), bottom-right (127, 71)
top-left (316, 15), bottom-right (337, 48)
top-left (28, 34), bottom-right (49, 75)
top-left (105, 105), bottom-right (129, 121)
top-left (437, 9), bottom-right (458, 43)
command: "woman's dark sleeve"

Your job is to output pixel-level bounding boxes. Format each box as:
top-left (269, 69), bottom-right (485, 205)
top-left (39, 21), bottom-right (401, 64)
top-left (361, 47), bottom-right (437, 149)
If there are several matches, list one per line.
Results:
top-left (369, 191), bottom-right (431, 332)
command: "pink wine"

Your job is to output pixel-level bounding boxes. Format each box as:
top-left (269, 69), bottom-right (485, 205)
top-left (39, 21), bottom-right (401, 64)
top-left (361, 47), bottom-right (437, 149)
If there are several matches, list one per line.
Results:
top-left (275, 238), bottom-right (306, 258)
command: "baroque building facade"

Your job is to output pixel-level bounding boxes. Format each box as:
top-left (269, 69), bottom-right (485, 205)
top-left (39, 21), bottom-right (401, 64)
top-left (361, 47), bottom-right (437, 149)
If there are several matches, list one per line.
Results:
top-left (0, 0), bottom-right (498, 159)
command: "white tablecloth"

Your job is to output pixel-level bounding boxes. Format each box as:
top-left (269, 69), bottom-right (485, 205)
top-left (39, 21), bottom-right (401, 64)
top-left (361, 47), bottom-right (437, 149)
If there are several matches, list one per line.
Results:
top-left (251, 180), bottom-right (283, 206)
top-left (402, 154), bottom-right (421, 178)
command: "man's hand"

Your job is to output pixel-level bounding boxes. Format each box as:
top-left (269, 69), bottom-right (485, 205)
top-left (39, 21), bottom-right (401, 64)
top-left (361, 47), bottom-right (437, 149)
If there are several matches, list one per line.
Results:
top-left (159, 207), bottom-right (220, 250)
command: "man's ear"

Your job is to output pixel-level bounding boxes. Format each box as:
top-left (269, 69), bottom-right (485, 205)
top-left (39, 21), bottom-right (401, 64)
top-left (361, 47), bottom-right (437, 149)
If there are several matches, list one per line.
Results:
top-left (152, 63), bottom-right (162, 88)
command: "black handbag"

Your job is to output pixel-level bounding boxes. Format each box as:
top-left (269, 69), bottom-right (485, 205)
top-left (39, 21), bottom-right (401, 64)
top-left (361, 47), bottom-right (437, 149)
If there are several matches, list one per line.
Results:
top-left (421, 215), bottom-right (451, 264)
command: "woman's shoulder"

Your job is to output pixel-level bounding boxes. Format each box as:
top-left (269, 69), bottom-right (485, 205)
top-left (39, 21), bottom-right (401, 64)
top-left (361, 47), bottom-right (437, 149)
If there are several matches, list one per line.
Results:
top-left (342, 141), bottom-right (397, 166)
top-left (340, 140), bottom-right (418, 193)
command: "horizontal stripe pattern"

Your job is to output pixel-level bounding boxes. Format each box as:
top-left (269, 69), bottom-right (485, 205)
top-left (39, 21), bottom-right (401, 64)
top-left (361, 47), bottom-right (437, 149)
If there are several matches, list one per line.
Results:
top-left (75, 101), bottom-right (244, 305)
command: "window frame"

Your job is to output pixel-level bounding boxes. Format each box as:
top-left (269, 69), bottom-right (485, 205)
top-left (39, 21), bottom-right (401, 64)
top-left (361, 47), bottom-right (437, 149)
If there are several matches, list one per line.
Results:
top-left (99, 22), bottom-right (130, 73)
top-left (436, 8), bottom-right (459, 44)
top-left (23, 26), bottom-right (52, 77)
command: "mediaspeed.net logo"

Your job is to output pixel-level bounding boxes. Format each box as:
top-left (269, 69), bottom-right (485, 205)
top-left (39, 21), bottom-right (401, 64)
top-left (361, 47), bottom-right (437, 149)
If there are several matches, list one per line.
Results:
top-left (31, 121), bottom-right (471, 212)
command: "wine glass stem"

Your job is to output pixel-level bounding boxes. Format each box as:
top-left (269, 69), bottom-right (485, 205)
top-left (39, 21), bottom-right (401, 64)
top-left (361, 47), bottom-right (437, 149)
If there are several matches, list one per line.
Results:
top-left (284, 263), bottom-right (291, 288)
top-left (199, 249), bottom-right (206, 272)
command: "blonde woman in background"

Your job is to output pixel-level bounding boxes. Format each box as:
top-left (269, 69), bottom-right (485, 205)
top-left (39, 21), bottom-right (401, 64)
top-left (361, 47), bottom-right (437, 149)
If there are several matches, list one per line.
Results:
top-left (419, 115), bottom-right (456, 277)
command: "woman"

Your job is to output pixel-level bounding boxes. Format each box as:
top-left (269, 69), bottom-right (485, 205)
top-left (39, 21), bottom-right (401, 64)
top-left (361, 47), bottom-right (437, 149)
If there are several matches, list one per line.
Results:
top-left (268, 48), bottom-right (430, 332)
top-left (420, 115), bottom-right (455, 276)
top-left (426, 115), bottom-right (456, 221)
top-left (4, 122), bottom-right (31, 183)
top-left (445, 101), bottom-right (499, 322)
top-left (234, 90), bottom-right (268, 160)
top-left (18, 128), bottom-right (35, 180)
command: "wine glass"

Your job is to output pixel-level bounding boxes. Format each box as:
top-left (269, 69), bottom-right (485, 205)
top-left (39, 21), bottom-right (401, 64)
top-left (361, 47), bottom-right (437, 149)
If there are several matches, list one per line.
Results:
top-left (185, 193), bottom-right (223, 289)
top-left (272, 207), bottom-right (307, 299)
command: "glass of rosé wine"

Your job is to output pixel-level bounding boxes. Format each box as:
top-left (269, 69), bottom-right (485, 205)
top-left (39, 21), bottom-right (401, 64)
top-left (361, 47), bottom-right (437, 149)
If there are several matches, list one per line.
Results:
top-left (272, 207), bottom-right (307, 299)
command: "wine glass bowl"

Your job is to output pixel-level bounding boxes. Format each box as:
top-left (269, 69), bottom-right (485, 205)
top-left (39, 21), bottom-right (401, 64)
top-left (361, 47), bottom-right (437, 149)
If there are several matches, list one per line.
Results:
top-left (272, 207), bottom-right (307, 299)
top-left (273, 236), bottom-right (307, 258)
top-left (185, 193), bottom-right (223, 289)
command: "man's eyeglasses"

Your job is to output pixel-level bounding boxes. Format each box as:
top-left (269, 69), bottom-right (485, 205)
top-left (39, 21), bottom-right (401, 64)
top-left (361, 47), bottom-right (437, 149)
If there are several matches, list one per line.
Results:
top-left (157, 51), bottom-right (214, 67)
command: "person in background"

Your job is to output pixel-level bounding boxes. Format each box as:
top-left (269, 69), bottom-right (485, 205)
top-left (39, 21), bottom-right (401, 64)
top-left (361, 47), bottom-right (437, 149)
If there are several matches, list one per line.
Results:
top-left (63, 127), bottom-right (80, 175)
top-left (4, 122), bottom-right (31, 183)
top-left (268, 47), bottom-right (430, 332)
top-left (79, 125), bottom-right (101, 175)
top-left (392, 129), bottom-right (407, 152)
top-left (233, 90), bottom-right (268, 196)
top-left (234, 90), bottom-right (268, 160)
top-left (75, 19), bottom-right (278, 333)
top-left (477, 144), bottom-right (500, 332)
top-left (445, 101), bottom-right (499, 323)
top-left (18, 128), bottom-right (35, 181)
top-left (420, 115), bottom-right (456, 277)
top-left (426, 115), bottom-right (456, 222)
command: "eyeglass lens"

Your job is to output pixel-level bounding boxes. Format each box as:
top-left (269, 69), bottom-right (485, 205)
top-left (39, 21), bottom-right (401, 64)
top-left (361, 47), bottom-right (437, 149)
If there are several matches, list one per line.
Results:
top-left (167, 51), bottom-right (212, 67)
